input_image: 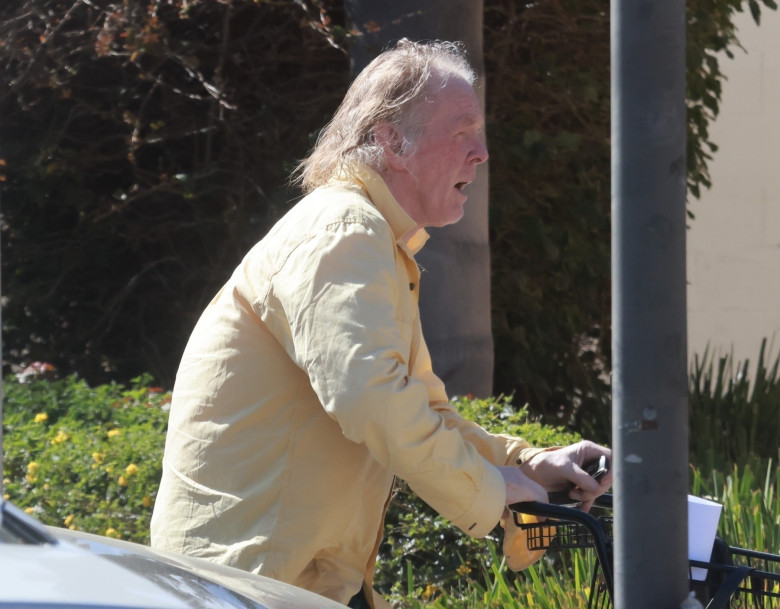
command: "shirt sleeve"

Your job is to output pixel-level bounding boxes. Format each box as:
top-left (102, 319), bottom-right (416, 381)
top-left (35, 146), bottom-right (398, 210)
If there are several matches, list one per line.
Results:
top-left (259, 209), bottom-right (505, 537)
top-left (410, 327), bottom-right (540, 468)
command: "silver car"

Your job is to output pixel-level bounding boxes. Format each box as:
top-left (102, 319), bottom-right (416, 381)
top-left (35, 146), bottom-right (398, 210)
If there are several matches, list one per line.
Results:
top-left (0, 499), bottom-right (344, 608)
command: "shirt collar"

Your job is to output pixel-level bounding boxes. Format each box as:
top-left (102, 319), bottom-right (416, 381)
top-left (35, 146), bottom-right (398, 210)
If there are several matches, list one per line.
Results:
top-left (351, 166), bottom-right (430, 257)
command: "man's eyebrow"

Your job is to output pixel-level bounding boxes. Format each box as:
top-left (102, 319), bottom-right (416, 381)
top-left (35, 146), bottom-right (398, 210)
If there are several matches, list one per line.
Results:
top-left (456, 113), bottom-right (484, 129)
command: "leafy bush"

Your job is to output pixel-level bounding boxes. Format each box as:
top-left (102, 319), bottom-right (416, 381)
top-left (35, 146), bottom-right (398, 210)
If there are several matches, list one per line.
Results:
top-left (0, 0), bottom-right (347, 385)
top-left (2, 373), bottom-right (169, 542)
top-left (483, 0), bottom-right (778, 425)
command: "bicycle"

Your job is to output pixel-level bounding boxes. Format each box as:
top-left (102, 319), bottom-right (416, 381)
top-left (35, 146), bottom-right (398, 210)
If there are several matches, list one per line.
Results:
top-left (509, 494), bottom-right (780, 609)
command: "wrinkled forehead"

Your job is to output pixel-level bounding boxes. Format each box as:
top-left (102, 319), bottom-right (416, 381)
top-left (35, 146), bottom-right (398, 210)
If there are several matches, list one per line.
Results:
top-left (419, 77), bottom-right (484, 130)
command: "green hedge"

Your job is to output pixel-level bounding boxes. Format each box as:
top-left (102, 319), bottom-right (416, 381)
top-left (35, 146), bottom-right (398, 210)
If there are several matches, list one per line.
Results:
top-left (2, 374), bottom-right (168, 541)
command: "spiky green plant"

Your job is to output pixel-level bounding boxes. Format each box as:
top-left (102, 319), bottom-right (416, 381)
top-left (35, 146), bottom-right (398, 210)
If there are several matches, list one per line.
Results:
top-left (690, 339), bottom-right (780, 472)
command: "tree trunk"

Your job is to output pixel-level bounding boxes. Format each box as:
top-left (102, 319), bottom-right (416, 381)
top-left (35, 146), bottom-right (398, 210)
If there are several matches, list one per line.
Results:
top-left (344, 0), bottom-right (493, 398)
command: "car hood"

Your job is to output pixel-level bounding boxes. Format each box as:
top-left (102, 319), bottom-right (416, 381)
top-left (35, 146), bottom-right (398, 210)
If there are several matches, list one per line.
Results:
top-left (0, 499), bottom-right (343, 609)
top-left (49, 526), bottom-right (346, 609)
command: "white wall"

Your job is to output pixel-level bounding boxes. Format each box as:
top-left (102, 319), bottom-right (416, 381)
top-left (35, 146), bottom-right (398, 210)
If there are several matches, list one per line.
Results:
top-left (686, 8), bottom-right (780, 368)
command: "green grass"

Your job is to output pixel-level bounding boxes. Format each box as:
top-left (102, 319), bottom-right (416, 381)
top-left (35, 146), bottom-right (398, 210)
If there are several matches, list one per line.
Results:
top-left (692, 459), bottom-right (780, 555)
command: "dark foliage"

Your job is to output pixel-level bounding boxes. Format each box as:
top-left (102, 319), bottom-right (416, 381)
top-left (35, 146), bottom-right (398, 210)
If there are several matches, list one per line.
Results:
top-left (0, 0), bottom-right (348, 384)
top-left (482, 0), bottom-right (775, 438)
top-left (483, 0), bottom-right (612, 436)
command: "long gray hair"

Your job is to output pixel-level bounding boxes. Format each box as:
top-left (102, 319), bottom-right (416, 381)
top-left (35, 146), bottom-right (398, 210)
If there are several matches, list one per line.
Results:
top-left (293, 39), bottom-right (477, 193)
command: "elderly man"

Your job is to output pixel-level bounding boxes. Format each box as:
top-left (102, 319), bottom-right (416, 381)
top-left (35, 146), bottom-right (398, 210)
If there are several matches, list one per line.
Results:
top-left (151, 39), bottom-right (611, 608)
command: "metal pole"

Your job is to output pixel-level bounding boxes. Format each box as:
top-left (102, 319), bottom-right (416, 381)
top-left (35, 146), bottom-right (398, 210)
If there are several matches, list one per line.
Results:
top-left (611, 0), bottom-right (689, 606)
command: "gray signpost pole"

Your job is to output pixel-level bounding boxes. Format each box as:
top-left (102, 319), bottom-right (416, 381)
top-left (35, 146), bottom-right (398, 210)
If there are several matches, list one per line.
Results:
top-left (611, 0), bottom-right (690, 606)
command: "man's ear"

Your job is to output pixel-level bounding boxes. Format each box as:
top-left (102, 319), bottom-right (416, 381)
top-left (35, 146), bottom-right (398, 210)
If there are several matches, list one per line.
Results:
top-left (373, 122), bottom-right (406, 171)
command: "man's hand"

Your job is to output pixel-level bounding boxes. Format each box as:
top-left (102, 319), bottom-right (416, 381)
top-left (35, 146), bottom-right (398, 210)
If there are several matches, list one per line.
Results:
top-left (518, 440), bottom-right (612, 510)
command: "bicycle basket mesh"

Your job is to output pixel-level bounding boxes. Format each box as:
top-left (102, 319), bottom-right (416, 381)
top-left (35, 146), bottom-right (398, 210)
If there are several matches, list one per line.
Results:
top-left (521, 518), bottom-right (613, 551)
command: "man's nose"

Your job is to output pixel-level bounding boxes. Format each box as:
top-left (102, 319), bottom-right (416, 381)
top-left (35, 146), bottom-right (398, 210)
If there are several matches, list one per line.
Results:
top-left (471, 137), bottom-right (489, 165)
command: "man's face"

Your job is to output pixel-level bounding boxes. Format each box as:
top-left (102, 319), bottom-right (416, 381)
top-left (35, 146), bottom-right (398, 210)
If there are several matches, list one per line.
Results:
top-left (391, 77), bottom-right (489, 228)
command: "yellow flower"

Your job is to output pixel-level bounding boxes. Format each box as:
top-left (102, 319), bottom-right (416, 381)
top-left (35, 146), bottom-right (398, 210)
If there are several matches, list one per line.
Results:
top-left (3, 494), bottom-right (9, 501)
top-left (26, 462), bottom-right (39, 483)
top-left (51, 429), bottom-right (70, 444)
top-left (34, 412), bottom-right (49, 423)
top-left (64, 514), bottom-right (75, 527)
top-left (107, 428), bottom-right (121, 438)
top-left (105, 528), bottom-right (121, 539)
top-left (141, 495), bottom-right (152, 508)
top-left (456, 563), bottom-right (471, 577)
top-left (24, 507), bottom-right (35, 515)
top-left (118, 475), bottom-right (128, 487)
top-left (422, 584), bottom-right (438, 601)
top-left (92, 452), bottom-right (105, 464)
top-left (125, 463), bottom-right (139, 477)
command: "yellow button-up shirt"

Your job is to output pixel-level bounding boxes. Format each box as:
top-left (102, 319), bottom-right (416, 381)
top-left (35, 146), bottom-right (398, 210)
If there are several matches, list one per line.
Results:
top-left (151, 167), bottom-right (535, 605)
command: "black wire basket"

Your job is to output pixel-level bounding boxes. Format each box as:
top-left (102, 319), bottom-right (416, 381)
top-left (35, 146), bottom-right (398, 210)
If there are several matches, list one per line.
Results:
top-left (511, 497), bottom-right (780, 609)
top-left (521, 517), bottom-right (614, 552)
top-left (689, 543), bottom-right (780, 608)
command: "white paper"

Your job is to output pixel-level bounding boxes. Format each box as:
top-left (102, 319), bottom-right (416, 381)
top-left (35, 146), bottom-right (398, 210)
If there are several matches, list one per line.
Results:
top-left (688, 495), bottom-right (723, 581)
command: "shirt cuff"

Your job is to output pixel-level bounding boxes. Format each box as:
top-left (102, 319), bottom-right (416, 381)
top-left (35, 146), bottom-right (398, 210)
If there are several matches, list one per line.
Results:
top-left (514, 445), bottom-right (562, 465)
top-left (451, 463), bottom-right (506, 539)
